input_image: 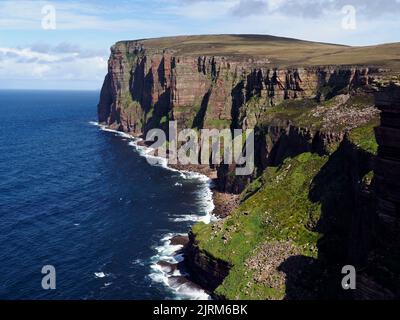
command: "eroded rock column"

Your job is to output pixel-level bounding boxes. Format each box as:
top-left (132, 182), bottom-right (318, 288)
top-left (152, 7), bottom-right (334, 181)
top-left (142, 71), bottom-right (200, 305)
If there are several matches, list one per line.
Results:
top-left (374, 83), bottom-right (400, 238)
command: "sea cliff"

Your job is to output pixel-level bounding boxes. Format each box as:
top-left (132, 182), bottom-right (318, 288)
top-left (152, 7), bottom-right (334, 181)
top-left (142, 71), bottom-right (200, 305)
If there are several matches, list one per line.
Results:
top-left (98, 35), bottom-right (400, 299)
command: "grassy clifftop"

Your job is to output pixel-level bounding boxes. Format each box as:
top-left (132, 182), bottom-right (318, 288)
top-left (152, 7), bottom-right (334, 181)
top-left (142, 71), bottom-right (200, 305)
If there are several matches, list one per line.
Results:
top-left (193, 152), bottom-right (326, 299)
top-left (105, 34), bottom-right (395, 299)
top-left (190, 103), bottom-right (379, 299)
top-left (117, 34), bottom-right (400, 71)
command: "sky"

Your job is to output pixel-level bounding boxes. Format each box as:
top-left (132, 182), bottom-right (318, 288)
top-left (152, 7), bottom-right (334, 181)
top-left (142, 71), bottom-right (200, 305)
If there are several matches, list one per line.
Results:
top-left (0, 0), bottom-right (399, 90)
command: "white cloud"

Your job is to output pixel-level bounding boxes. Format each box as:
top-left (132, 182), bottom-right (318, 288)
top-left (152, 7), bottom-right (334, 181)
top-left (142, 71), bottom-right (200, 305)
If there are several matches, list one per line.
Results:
top-left (180, 0), bottom-right (400, 18)
top-left (31, 64), bottom-right (51, 78)
top-left (0, 0), bottom-right (398, 89)
top-left (158, 0), bottom-right (400, 24)
top-left (0, 47), bottom-right (59, 62)
top-left (0, 46), bottom-right (108, 87)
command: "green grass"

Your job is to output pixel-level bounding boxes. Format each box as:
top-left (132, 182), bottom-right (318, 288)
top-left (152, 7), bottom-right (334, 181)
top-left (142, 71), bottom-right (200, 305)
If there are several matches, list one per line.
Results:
top-left (259, 98), bottom-right (322, 129)
top-left (160, 115), bottom-right (168, 125)
top-left (362, 170), bottom-right (374, 186)
top-left (191, 121), bottom-right (378, 299)
top-left (120, 92), bottom-right (137, 109)
top-left (205, 119), bottom-right (232, 129)
top-left (259, 95), bottom-right (377, 135)
top-left (344, 95), bottom-right (374, 108)
top-left (348, 119), bottom-right (379, 155)
top-left (192, 152), bottom-right (328, 299)
top-left (116, 35), bottom-right (400, 71)
top-left (172, 103), bottom-right (203, 128)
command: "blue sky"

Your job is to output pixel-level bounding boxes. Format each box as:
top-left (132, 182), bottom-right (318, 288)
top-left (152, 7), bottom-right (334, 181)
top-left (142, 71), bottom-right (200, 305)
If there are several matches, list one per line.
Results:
top-left (0, 0), bottom-right (399, 90)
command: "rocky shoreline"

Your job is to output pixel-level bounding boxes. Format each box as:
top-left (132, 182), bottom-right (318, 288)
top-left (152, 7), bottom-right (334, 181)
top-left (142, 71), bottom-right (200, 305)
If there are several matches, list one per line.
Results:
top-left (104, 127), bottom-right (238, 298)
top-left (96, 36), bottom-right (400, 299)
top-left (136, 137), bottom-right (240, 219)
top-left (154, 163), bottom-right (240, 298)
top-left (154, 235), bottom-right (207, 297)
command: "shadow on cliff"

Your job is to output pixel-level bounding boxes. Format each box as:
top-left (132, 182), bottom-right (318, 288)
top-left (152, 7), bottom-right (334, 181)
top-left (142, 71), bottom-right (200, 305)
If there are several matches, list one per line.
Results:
top-left (230, 82), bottom-right (244, 130)
top-left (277, 139), bottom-right (376, 299)
top-left (137, 57), bottom-right (173, 134)
top-left (192, 89), bottom-right (211, 129)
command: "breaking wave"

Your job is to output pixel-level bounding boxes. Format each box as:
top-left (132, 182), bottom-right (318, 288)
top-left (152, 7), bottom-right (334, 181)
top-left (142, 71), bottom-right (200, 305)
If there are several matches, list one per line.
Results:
top-left (90, 122), bottom-right (215, 300)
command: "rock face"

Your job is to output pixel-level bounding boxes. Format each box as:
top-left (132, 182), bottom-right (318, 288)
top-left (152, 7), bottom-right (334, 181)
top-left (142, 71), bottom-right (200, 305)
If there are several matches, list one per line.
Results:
top-left (97, 37), bottom-right (399, 300)
top-left (98, 40), bottom-right (381, 195)
top-left (359, 83), bottom-right (400, 299)
top-left (215, 138), bottom-right (379, 299)
top-left (217, 124), bottom-right (347, 193)
top-left (184, 231), bottom-right (231, 295)
top-left (98, 41), bottom-right (380, 135)
top-left (374, 84), bottom-right (400, 235)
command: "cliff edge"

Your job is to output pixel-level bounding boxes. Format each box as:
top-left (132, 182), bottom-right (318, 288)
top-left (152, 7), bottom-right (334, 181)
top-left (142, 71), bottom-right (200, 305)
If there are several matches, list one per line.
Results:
top-left (97, 35), bottom-right (400, 300)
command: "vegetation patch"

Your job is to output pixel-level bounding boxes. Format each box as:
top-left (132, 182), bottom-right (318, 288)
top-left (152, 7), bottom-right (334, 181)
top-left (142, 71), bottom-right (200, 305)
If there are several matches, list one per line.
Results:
top-left (192, 152), bottom-right (329, 299)
top-left (260, 94), bottom-right (378, 133)
top-left (205, 119), bottom-right (232, 129)
top-left (348, 118), bottom-right (379, 155)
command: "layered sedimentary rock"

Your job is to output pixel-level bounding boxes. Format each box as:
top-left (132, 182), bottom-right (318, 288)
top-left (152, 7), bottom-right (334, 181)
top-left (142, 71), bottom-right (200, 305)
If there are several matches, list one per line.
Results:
top-left (184, 231), bottom-right (231, 293)
top-left (97, 37), bottom-right (400, 300)
top-left (98, 41), bottom-right (380, 135)
top-left (354, 83), bottom-right (400, 300)
top-left (374, 84), bottom-right (400, 233)
top-left (186, 132), bottom-right (379, 299)
top-left (216, 124), bottom-right (347, 193)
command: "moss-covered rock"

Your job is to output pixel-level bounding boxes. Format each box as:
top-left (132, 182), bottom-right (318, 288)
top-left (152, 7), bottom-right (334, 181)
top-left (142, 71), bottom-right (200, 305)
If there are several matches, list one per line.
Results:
top-left (191, 123), bottom-right (378, 299)
top-left (192, 152), bottom-right (328, 299)
top-left (348, 119), bottom-right (379, 155)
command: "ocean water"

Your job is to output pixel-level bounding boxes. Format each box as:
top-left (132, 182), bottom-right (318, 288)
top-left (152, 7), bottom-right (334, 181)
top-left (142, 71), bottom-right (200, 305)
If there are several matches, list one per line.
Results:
top-left (0, 90), bottom-right (212, 300)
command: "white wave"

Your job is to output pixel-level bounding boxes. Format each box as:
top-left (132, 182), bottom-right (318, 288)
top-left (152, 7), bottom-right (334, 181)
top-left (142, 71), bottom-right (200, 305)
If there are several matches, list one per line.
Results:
top-left (149, 233), bottom-right (210, 300)
top-left (91, 121), bottom-right (216, 299)
top-left (152, 233), bottom-right (184, 263)
top-left (132, 259), bottom-right (144, 266)
top-left (170, 214), bottom-right (212, 223)
top-left (148, 271), bottom-right (170, 287)
top-left (174, 282), bottom-right (211, 301)
top-left (200, 181), bottom-right (216, 224)
top-left (94, 122), bottom-right (216, 223)
top-left (149, 233), bottom-right (182, 288)
top-left (91, 122), bottom-right (213, 195)
top-left (94, 272), bottom-right (106, 278)
top-left (127, 139), bottom-right (186, 174)
top-left (178, 171), bottom-right (211, 183)
top-left (90, 121), bottom-right (133, 139)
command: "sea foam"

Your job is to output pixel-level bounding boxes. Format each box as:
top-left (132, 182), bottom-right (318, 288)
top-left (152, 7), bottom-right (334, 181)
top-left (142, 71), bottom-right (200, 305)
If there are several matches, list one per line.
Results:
top-left (149, 233), bottom-right (211, 300)
top-left (90, 121), bottom-right (214, 300)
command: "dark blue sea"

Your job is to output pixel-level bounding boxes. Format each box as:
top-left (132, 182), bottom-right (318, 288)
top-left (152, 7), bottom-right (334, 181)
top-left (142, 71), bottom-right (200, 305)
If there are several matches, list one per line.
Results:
top-left (0, 90), bottom-right (212, 300)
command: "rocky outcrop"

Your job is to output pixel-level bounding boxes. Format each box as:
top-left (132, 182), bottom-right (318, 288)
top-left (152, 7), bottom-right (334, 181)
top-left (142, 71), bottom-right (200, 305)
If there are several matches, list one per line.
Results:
top-left (184, 231), bottom-right (231, 295)
top-left (355, 83), bottom-right (400, 300)
top-left (374, 84), bottom-right (400, 236)
top-left (187, 132), bottom-right (382, 300)
top-left (217, 123), bottom-right (346, 194)
top-left (98, 41), bottom-right (381, 136)
top-left (97, 37), bottom-right (398, 300)
top-left (98, 40), bottom-right (382, 195)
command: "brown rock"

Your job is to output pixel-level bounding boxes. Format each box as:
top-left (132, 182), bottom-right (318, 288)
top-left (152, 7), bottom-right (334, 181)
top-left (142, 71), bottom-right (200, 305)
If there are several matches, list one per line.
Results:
top-left (170, 235), bottom-right (189, 247)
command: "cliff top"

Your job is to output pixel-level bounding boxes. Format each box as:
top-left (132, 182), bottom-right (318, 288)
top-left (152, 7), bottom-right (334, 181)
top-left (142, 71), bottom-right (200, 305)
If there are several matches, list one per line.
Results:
top-left (115, 34), bottom-right (400, 71)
